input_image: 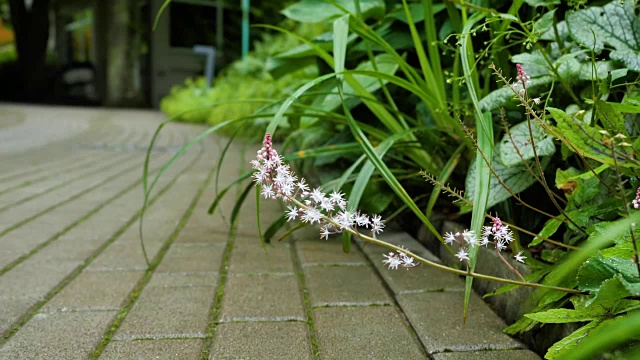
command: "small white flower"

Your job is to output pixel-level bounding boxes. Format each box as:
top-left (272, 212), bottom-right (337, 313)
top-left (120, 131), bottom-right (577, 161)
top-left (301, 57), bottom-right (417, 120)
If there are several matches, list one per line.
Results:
top-left (355, 212), bottom-right (370, 227)
top-left (261, 184), bottom-right (274, 199)
top-left (383, 252), bottom-right (402, 270)
top-left (310, 188), bottom-right (325, 203)
top-left (533, 97), bottom-right (541, 105)
top-left (285, 206), bottom-right (298, 222)
top-left (329, 191), bottom-right (346, 209)
top-left (370, 214), bottom-right (384, 234)
top-left (461, 230), bottom-right (477, 245)
top-left (301, 207), bottom-right (322, 224)
top-left (399, 252), bottom-right (417, 269)
top-left (319, 197), bottom-right (335, 212)
top-left (480, 236), bottom-right (491, 247)
top-left (455, 249), bottom-right (469, 262)
top-left (514, 251), bottom-right (527, 263)
top-left (320, 225), bottom-right (331, 240)
top-left (297, 178), bottom-right (309, 193)
top-left (444, 232), bottom-right (456, 245)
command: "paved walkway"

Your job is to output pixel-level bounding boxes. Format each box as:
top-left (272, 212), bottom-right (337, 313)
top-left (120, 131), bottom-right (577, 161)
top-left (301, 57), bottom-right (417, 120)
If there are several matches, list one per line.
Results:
top-left (0, 104), bottom-right (539, 359)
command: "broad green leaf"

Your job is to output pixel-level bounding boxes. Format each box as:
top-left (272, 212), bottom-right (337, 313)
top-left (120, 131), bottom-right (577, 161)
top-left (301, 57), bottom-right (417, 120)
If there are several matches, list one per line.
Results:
top-left (577, 253), bottom-right (639, 292)
top-left (282, 0), bottom-right (385, 23)
top-left (479, 76), bottom-right (553, 112)
top-left (565, 313), bottom-right (640, 360)
top-left (525, 0), bottom-right (559, 7)
top-left (586, 276), bottom-right (633, 309)
top-left (545, 321), bottom-right (601, 359)
top-left (577, 61), bottom-right (628, 82)
top-left (555, 165), bottom-right (609, 191)
top-left (465, 148), bottom-right (539, 210)
top-left (511, 51), bottom-right (549, 77)
top-left (499, 119), bottom-right (555, 166)
top-left (530, 217), bottom-right (562, 247)
top-left (525, 308), bottom-right (597, 323)
top-left (595, 99), bottom-right (626, 135)
top-left (533, 9), bottom-right (556, 36)
top-left (566, 1), bottom-right (640, 71)
top-left (548, 107), bottom-right (638, 168)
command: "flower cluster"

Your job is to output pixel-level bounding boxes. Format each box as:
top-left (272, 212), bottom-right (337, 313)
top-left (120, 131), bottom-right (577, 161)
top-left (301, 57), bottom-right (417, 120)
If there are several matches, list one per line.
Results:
top-left (382, 247), bottom-right (417, 270)
top-left (251, 134), bottom-right (385, 240)
top-left (633, 188), bottom-right (640, 209)
top-left (509, 64), bottom-right (541, 105)
top-left (444, 217), bottom-right (526, 264)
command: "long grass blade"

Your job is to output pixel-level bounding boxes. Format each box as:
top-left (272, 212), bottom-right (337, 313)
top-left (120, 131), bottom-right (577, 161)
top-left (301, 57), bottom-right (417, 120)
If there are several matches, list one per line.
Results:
top-left (460, 12), bottom-right (493, 323)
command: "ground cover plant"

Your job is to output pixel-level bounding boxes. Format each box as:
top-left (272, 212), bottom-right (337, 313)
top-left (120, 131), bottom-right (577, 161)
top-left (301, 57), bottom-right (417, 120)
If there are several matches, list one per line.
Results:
top-left (143, 0), bottom-right (640, 358)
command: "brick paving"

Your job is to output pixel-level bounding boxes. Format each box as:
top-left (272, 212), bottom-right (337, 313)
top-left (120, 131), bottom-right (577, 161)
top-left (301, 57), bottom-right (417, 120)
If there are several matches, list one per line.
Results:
top-left (0, 104), bottom-right (539, 359)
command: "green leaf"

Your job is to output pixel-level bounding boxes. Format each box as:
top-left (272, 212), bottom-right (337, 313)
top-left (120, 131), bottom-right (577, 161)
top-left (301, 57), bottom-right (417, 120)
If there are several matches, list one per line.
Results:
top-left (465, 147), bottom-right (539, 210)
top-left (479, 76), bottom-right (553, 112)
top-left (548, 107), bottom-right (638, 168)
top-left (545, 321), bottom-right (601, 359)
top-left (525, 0), bottom-right (559, 7)
top-left (595, 99), bottom-right (626, 135)
top-left (565, 313), bottom-right (640, 360)
top-left (587, 276), bottom-right (633, 310)
top-left (500, 119), bottom-right (556, 167)
top-left (555, 165), bottom-right (609, 191)
top-left (531, 217), bottom-right (562, 247)
top-left (301, 54), bottom-right (400, 127)
top-left (525, 308), bottom-right (597, 323)
top-left (533, 9), bottom-right (556, 36)
top-left (577, 61), bottom-right (628, 82)
top-left (282, 0), bottom-right (385, 23)
top-left (566, 1), bottom-right (640, 71)
top-left (577, 253), bottom-right (639, 293)
top-left (385, 2), bottom-right (445, 23)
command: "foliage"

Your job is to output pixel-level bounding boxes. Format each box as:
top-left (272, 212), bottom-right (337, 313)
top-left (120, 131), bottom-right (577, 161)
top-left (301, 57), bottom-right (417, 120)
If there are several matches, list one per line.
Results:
top-left (159, 24), bottom-right (323, 137)
top-left (146, 0), bottom-right (640, 358)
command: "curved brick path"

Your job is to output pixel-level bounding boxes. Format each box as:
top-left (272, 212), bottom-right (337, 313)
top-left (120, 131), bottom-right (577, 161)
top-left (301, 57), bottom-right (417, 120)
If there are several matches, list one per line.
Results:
top-left (0, 104), bottom-right (539, 359)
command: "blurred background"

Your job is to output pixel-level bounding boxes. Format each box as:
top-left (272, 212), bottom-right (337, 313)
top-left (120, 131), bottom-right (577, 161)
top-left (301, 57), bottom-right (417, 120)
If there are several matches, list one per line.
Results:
top-left (0, 0), bottom-right (292, 107)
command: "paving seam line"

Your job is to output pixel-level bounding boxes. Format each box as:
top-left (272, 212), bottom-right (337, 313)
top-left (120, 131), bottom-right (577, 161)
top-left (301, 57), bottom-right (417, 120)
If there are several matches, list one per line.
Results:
top-left (198, 210), bottom-right (237, 360)
top-left (0, 154), bottom-right (157, 239)
top-left (0, 152), bottom-right (136, 212)
top-left (291, 242), bottom-right (320, 359)
top-left (0, 149), bottom-right (204, 347)
top-left (0, 151), bottom-right (104, 185)
top-left (352, 235), bottom-right (433, 358)
top-left (91, 150), bottom-right (215, 358)
top-left (0, 152), bottom-right (178, 277)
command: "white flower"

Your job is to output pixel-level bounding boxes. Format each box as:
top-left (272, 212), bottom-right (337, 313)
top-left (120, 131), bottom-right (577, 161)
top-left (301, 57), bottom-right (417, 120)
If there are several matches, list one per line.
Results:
top-left (399, 252), bottom-right (417, 269)
top-left (533, 97), bottom-right (541, 105)
top-left (319, 197), bottom-right (335, 212)
top-left (383, 252), bottom-right (402, 270)
top-left (444, 232), bottom-right (456, 245)
top-left (330, 191), bottom-right (346, 209)
top-left (261, 184), bottom-right (274, 199)
top-left (455, 249), bottom-right (469, 262)
top-left (480, 236), bottom-right (491, 247)
top-left (310, 188), bottom-right (325, 203)
top-left (297, 178), bottom-right (309, 193)
top-left (320, 225), bottom-right (331, 240)
top-left (355, 212), bottom-right (370, 227)
top-left (333, 210), bottom-right (355, 230)
top-left (462, 230), bottom-right (477, 247)
top-left (514, 251), bottom-right (526, 263)
top-left (370, 214), bottom-right (384, 234)
top-left (285, 206), bottom-right (298, 222)
top-left (301, 207), bottom-right (322, 224)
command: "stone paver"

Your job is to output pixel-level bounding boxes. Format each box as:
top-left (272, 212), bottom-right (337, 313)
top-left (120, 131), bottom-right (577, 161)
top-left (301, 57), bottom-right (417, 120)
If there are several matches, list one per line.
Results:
top-left (0, 105), bottom-right (540, 359)
top-left (210, 322), bottom-right (311, 360)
